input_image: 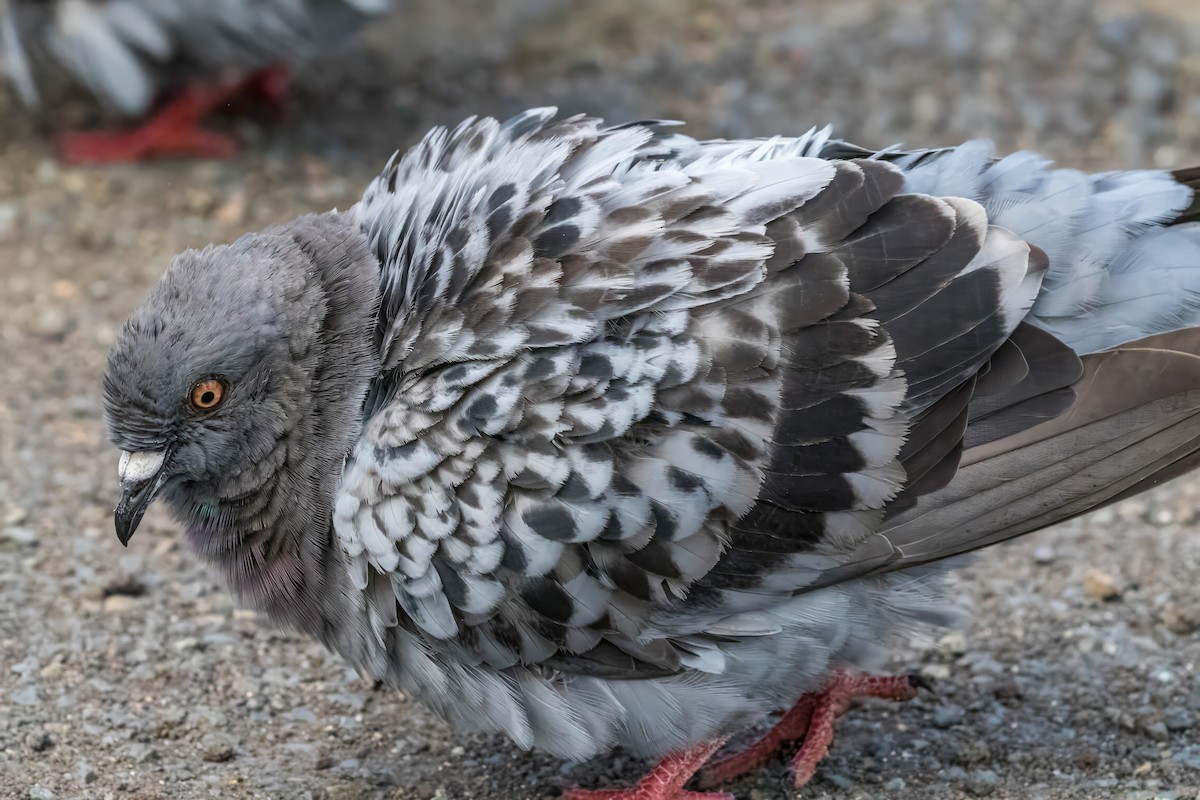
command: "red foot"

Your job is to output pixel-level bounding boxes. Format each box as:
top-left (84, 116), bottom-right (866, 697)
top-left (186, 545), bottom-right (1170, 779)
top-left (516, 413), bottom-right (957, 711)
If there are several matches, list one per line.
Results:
top-left (236, 62), bottom-right (292, 118)
top-left (699, 671), bottom-right (925, 790)
top-left (57, 62), bottom-right (290, 164)
top-left (563, 741), bottom-right (733, 800)
top-left (60, 126), bottom-right (239, 164)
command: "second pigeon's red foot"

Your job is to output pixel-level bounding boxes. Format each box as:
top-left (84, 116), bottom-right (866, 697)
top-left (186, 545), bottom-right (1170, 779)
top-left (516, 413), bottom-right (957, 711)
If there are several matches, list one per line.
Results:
top-left (699, 671), bottom-right (926, 789)
top-left (563, 742), bottom-right (733, 800)
top-left (58, 63), bottom-right (291, 164)
top-left (241, 62), bottom-right (292, 117)
top-left (60, 126), bottom-right (240, 164)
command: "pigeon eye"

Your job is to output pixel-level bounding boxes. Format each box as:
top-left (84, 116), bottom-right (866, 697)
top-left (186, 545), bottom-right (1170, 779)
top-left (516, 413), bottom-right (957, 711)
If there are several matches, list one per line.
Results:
top-left (190, 379), bottom-right (226, 411)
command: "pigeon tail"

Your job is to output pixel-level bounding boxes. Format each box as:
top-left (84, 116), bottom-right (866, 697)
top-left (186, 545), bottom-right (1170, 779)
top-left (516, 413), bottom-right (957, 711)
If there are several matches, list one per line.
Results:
top-left (1172, 165), bottom-right (1200, 225)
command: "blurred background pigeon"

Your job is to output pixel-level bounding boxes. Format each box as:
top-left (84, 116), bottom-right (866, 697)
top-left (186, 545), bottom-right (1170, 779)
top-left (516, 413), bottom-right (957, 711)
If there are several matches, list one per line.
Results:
top-left (101, 107), bottom-right (1200, 799)
top-left (0, 0), bottom-right (393, 162)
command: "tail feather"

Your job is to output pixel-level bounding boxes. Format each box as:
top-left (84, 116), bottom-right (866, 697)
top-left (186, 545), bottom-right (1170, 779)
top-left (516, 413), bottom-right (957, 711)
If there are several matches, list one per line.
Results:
top-left (1172, 166), bottom-right (1200, 225)
top-left (872, 327), bottom-right (1200, 574)
top-left (801, 325), bottom-right (1200, 592)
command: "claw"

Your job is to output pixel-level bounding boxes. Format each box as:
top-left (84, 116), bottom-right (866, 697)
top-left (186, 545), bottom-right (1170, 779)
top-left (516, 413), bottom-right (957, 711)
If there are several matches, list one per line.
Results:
top-left (563, 741), bottom-right (730, 800)
top-left (699, 671), bottom-right (925, 790)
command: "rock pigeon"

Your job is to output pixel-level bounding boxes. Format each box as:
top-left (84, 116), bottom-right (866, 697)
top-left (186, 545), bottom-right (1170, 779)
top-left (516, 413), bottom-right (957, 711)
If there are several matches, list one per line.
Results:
top-left (0, 0), bottom-right (391, 163)
top-left (102, 108), bottom-right (1200, 799)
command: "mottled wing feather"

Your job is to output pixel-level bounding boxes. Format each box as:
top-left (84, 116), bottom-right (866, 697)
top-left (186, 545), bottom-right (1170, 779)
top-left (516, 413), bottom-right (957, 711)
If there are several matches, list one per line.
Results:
top-left (335, 110), bottom-right (1061, 684)
top-left (333, 110), bottom-right (1200, 710)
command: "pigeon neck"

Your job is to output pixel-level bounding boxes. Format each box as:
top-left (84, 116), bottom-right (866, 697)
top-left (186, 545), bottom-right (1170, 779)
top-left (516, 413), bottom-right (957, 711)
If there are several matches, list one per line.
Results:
top-left (182, 454), bottom-right (350, 638)
top-left (181, 212), bottom-right (382, 641)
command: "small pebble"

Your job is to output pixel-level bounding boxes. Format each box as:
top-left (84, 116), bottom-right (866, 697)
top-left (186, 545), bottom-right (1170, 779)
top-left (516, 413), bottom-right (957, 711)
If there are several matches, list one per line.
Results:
top-left (1161, 601), bottom-right (1200, 635)
top-left (1153, 667), bottom-right (1177, 684)
top-left (1033, 545), bottom-right (1056, 564)
top-left (0, 201), bottom-right (17, 239)
top-left (1165, 705), bottom-right (1193, 732)
top-left (123, 743), bottom-right (160, 764)
top-left (0, 526), bottom-right (37, 548)
top-left (1083, 568), bottom-right (1122, 602)
top-left (938, 630), bottom-right (968, 657)
top-left (329, 692), bottom-right (367, 711)
top-left (27, 788), bottom-right (54, 800)
top-left (213, 190), bottom-right (248, 226)
top-left (1137, 717), bottom-right (1170, 742)
top-left (1173, 746), bottom-right (1200, 770)
top-left (968, 656), bottom-right (1005, 676)
top-left (201, 735), bottom-right (236, 763)
top-left (2, 504), bottom-right (28, 525)
top-left (102, 595), bottom-right (141, 613)
top-left (10, 686), bottom-right (38, 706)
top-left (102, 575), bottom-right (147, 598)
top-left (954, 737), bottom-right (992, 766)
top-left (26, 731), bottom-right (53, 753)
top-left (966, 769), bottom-right (999, 796)
top-left (75, 761), bottom-right (97, 786)
top-left (921, 663), bottom-right (952, 680)
top-left (992, 679), bottom-right (1024, 702)
top-left (821, 773), bottom-right (853, 789)
top-left (288, 707), bottom-right (318, 723)
top-left (934, 703), bottom-right (966, 728)
top-left (32, 308), bottom-right (71, 341)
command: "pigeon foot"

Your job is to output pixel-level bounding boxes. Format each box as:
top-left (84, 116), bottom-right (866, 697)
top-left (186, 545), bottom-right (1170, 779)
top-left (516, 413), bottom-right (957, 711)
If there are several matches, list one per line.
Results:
top-left (239, 62), bottom-right (292, 118)
top-left (60, 126), bottom-right (239, 164)
top-left (563, 741), bottom-right (733, 800)
top-left (58, 62), bottom-right (290, 164)
top-left (699, 671), bottom-right (926, 789)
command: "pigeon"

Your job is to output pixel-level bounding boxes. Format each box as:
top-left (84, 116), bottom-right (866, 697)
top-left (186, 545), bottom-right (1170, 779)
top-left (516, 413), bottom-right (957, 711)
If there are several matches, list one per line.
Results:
top-left (0, 0), bottom-right (392, 163)
top-left (102, 108), bottom-right (1200, 799)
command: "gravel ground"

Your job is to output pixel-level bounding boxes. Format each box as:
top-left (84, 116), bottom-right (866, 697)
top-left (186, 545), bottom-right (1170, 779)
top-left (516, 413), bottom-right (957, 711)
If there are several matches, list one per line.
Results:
top-left (2, 1), bottom-right (1200, 798)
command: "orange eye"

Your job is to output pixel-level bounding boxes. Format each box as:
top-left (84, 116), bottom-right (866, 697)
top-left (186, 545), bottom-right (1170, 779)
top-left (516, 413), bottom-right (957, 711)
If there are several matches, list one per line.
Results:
top-left (190, 379), bottom-right (225, 411)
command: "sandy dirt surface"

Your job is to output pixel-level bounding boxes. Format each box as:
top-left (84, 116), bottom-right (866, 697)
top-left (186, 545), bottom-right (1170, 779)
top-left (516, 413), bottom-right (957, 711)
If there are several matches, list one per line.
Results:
top-left (1, 1), bottom-right (1199, 798)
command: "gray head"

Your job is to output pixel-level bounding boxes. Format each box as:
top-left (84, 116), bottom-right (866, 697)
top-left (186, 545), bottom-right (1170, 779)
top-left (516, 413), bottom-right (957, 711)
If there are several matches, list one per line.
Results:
top-left (102, 212), bottom-right (380, 617)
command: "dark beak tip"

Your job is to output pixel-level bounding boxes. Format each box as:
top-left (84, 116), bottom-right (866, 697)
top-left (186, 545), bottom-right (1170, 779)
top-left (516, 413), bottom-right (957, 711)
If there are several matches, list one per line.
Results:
top-left (114, 472), bottom-right (164, 548)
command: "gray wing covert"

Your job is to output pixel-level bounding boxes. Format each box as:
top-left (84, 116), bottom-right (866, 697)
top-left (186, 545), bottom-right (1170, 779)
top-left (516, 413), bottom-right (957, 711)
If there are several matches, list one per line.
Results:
top-left (333, 109), bottom-right (1045, 686)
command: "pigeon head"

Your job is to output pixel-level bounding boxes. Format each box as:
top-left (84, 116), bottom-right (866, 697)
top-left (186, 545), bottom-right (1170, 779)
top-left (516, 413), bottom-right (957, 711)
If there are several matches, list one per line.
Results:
top-left (102, 213), bottom-right (381, 562)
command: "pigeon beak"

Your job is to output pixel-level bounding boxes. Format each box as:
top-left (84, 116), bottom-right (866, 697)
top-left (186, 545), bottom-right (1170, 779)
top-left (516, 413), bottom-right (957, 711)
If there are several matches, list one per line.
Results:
top-left (114, 450), bottom-right (167, 547)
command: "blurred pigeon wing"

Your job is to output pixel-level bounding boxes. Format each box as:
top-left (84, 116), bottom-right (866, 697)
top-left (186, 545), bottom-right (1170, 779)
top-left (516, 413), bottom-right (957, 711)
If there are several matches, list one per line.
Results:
top-left (47, 0), bottom-right (162, 113)
top-left (0, 0), bottom-right (39, 105)
top-left (8, 0), bottom-right (391, 114)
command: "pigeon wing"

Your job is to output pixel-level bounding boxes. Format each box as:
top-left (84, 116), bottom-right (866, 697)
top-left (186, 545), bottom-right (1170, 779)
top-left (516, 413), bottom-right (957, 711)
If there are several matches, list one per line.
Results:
top-left (335, 110), bottom-right (1045, 693)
